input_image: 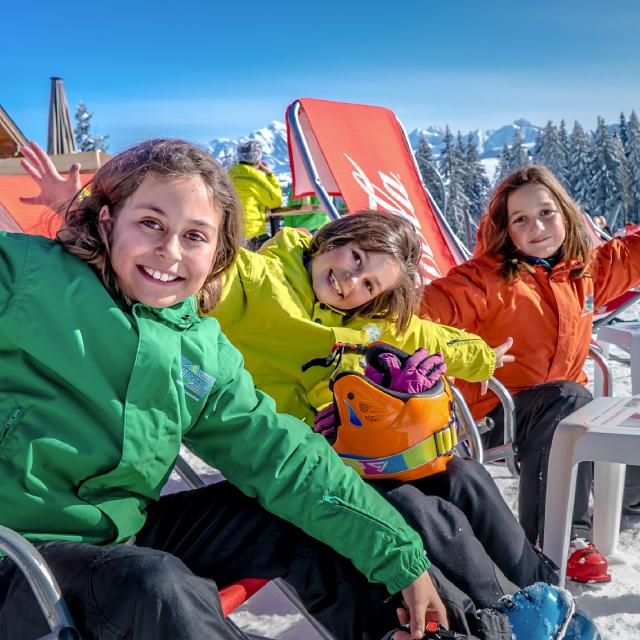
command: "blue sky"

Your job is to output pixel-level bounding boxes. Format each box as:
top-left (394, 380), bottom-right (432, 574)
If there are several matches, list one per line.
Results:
top-left (3, 0), bottom-right (639, 152)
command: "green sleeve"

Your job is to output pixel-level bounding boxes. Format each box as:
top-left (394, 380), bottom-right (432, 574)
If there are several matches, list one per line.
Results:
top-left (0, 233), bottom-right (29, 325)
top-left (183, 338), bottom-right (429, 594)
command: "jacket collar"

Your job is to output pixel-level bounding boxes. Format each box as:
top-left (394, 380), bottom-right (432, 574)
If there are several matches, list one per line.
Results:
top-left (520, 247), bottom-right (565, 272)
top-left (132, 297), bottom-right (200, 329)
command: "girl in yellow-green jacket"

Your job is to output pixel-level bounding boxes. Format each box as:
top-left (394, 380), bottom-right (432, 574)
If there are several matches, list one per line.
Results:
top-left (212, 212), bottom-right (560, 609)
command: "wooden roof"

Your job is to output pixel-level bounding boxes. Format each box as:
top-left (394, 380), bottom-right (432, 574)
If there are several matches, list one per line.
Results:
top-left (0, 105), bottom-right (28, 158)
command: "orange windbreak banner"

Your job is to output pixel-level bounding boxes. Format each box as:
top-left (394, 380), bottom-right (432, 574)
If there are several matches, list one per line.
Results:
top-left (287, 98), bottom-right (462, 283)
top-left (0, 174), bottom-right (94, 238)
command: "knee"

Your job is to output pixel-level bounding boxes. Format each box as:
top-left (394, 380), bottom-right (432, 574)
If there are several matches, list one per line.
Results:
top-left (92, 547), bottom-right (206, 605)
top-left (541, 381), bottom-right (593, 411)
top-left (448, 456), bottom-right (491, 483)
top-left (446, 457), bottom-right (494, 499)
top-left (383, 484), bottom-right (467, 532)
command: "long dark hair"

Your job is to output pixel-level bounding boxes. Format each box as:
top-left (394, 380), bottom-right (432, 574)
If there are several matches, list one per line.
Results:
top-left (479, 165), bottom-right (592, 280)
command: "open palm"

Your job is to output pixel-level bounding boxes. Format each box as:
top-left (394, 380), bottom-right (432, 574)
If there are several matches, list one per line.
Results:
top-left (19, 141), bottom-right (81, 212)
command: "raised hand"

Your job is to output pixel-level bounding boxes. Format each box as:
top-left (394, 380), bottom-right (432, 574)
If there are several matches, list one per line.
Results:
top-left (480, 337), bottom-right (514, 395)
top-left (19, 141), bottom-right (81, 214)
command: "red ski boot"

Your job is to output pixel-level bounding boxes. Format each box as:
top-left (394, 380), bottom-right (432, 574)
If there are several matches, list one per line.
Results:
top-left (566, 538), bottom-right (611, 584)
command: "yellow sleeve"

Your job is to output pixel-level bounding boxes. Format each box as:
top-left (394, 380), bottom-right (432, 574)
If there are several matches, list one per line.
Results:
top-left (385, 316), bottom-right (496, 382)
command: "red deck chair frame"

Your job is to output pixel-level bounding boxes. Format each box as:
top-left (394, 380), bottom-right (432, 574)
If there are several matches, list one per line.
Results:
top-left (286, 97), bottom-right (614, 471)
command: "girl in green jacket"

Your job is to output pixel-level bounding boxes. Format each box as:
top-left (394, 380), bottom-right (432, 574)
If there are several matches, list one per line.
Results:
top-left (7, 139), bottom-right (443, 640)
top-left (17, 140), bottom-right (588, 640)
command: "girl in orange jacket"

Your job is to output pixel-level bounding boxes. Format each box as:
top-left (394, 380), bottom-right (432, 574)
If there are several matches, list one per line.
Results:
top-left (421, 164), bottom-right (640, 584)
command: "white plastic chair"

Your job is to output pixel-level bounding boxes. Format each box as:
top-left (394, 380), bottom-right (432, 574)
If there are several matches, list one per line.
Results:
top-left (543, 396), bottom-right (640, 586)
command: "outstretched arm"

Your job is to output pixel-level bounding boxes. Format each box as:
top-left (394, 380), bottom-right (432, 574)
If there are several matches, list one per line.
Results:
top-left (19, 141), bottom-right (81, 214)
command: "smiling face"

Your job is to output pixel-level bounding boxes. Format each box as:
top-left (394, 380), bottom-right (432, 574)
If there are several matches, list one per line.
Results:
top-left (101, 174), bottom-right (221, 308)
top-left (507, 183), bottom-right (566, 259)
top-left (310, 242), bottom-right (402, 310)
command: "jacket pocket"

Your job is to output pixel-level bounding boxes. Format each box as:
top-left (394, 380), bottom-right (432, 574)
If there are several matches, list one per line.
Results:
top-left (322, 494), bottom-right (398, 536)
top-left (0, 406), bottom-right (24, 446)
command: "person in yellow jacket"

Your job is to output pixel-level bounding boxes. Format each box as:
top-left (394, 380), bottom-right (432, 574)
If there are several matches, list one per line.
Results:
top-left (212, 212), bottom-right (560, 611)
top-left (228, 140), bottom-right (282, 249)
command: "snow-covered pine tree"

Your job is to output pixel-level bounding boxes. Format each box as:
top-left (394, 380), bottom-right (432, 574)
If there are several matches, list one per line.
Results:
top-left (566, 121), bottom-right (592, 210)
top-left (445, 133), bottom-right (472, 246)
top-left (415, 134), bottom-right (445, 211)
top-left (74, 102), bottom-right (109, 152)
top-left (613, 131), bottom-right (632, 220)
top-left (619, 112), bottom-right (629, 151)
top-left (463, 132), bottom-right (490, 229)
top-left (437, 126), bottom-right (455, 184)
top-left (532, 121), bottom-right (567, 183)
top-left (559, 120), bottom-right (570, 174)
top-left (494, 144), bottom-right (512, 184)
top-left (509, 129), bottom-right (529, 170)
top-left (74, 102), bottom-right (91, 152)
top-left (590, 116), bottom-right (630, 226)
top-left (625, 111), bottom-right (640, 218)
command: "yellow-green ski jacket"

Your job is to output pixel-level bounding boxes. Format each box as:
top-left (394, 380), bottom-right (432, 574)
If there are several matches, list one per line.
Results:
top-left (213, 228), bottom-right (496, 426)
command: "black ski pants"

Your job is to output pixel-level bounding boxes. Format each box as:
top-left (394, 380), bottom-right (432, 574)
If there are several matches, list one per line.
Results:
top-left (372, 456), bottom-right (558, 610)
top-left (622, 464), bottom-right (640, 514)
top-left (481, 381), bottom-right (594, 546)
top-left (0, 481), bottom-right (511, 640)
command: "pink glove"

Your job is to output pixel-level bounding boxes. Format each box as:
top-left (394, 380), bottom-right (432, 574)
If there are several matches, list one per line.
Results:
top-left (313, 404), bottom-right (337, 439)
top-left (365, 348), bottom-right (447, 393)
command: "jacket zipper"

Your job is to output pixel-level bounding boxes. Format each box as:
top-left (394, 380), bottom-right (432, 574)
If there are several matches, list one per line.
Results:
top-left (322, 494), bottom-right (398, 535)
top-left (1, 407), bottom-right (23, 444)
top-left (446, 338), bottom-right (483, 345)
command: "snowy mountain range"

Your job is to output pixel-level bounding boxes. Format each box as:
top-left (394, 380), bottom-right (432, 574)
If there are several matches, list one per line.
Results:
top-left (407, 118), bottom-right (541, 158)
top-left (208, 118), bottom-right (542, 188)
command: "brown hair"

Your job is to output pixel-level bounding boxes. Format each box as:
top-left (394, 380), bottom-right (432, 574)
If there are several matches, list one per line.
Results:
top-left (57, 139), bottom-right (243, 311)
top-left (479, 165), bottom-right (592, 280)
top-left (307, 211), bottom-right (422, 334)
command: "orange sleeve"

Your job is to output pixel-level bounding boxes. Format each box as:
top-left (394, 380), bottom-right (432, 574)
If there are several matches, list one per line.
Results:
top-left (420, 260), bottom-right (491, 330)
top-left (591, 232), bottom-right (640, 308)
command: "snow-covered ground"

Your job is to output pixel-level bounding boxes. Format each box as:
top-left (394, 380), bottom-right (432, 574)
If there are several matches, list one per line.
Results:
top-left (180, 304), bottom-right (640, 639)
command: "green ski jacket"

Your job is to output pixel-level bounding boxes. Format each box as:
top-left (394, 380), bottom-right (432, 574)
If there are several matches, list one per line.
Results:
top-left (0, 232), bottom-right (427, 593)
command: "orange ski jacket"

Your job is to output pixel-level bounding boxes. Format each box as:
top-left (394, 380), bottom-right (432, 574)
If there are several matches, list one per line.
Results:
top-left (420, 232), bottom-right (640, 419)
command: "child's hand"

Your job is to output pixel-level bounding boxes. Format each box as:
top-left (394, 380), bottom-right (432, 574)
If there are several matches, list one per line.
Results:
top-left (398, 570), bottom-right (449, 639)
top-left (480, 337), bottom-right (514, 395)
top-left (19, 141), bottom-right (81, 214)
